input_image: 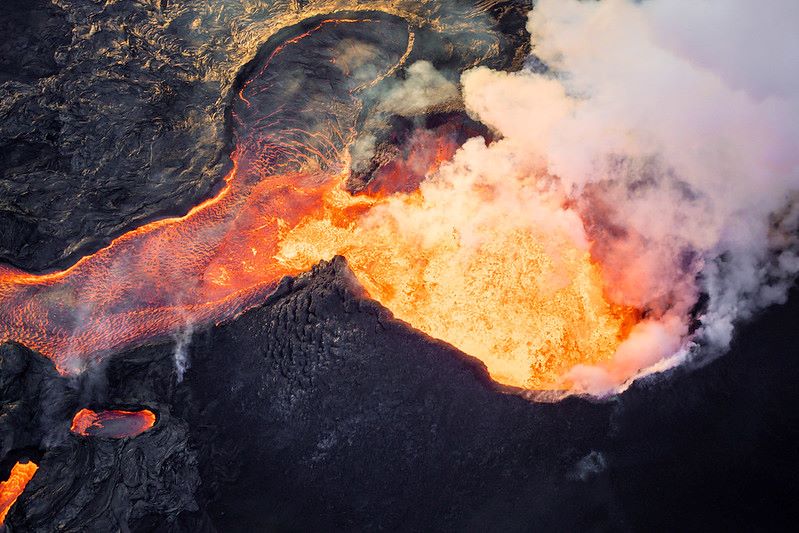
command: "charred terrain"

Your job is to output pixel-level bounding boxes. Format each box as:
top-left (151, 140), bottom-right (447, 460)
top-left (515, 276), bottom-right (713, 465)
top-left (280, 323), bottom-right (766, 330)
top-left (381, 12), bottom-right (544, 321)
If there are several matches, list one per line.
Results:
top-left (1, 0), bottom-right (799, 531)
top-left (3, 258), bottom-right (799, 531)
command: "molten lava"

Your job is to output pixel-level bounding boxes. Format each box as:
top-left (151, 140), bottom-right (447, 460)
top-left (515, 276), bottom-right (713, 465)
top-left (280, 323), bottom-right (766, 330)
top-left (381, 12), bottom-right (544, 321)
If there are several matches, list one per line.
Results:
top-left (276, 137), bottom-right (637, 389)
top-left (0, 461), bottom-right (38, 525)
top-left (70, 408), bottom-right (157, 439)
top-left (0, 17), bottom-right (367, 374)
top-left (0, 15), bottom-right (642, 390)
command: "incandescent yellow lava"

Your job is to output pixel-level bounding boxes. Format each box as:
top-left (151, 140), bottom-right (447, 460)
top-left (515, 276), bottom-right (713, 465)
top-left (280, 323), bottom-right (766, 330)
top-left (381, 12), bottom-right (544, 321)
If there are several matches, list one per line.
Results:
top-left (276, 144), bottom-right (636, 389)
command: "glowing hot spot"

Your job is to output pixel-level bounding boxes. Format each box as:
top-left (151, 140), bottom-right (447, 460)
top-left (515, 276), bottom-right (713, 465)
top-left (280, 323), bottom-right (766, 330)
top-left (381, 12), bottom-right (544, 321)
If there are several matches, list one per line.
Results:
top-left (0, 461), bottom-right (38, 525)
top-left (70, 408), bottom-right (157, 438)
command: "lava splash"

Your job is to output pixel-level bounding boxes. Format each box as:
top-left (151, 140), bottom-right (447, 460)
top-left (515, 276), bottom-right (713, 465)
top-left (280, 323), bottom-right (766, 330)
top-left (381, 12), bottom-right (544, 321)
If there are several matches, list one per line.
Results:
top-left (70, 409), bottom-right (157, 439)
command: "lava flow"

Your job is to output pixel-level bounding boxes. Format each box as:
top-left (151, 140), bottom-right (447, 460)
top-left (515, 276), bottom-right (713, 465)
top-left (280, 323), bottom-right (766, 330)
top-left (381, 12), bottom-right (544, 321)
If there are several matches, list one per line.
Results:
top-left (0, 14), bottom-right (640, 389)
top-left (70, 409), bottom-right (157, 439)
top-left (0, 16), bottom-right (372, 374)
top-left (0, 461), bottom-right (38, 525)
top-left (275, 135), bottom-right (638, 389)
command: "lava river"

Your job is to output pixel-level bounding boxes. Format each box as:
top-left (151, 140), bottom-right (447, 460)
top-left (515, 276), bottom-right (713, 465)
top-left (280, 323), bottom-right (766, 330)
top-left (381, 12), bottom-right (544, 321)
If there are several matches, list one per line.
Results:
top-left (0, 14), bottom-right (638, 389)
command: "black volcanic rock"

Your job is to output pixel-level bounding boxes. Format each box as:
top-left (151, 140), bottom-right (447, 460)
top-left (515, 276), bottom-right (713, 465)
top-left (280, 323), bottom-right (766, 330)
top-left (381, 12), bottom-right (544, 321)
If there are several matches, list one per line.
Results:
top-left (0, 344), bottom-right (201, 532)
top-left (9, 415), bottom-right (200, 532)
top-left (3, 258), bottom-right (799, 530)
top-left (0, 343), bottom-right (69, 464)
top-left (174, 257), bottom-right (613, 531)
top-left (0, 0), bottom-right (228, 272)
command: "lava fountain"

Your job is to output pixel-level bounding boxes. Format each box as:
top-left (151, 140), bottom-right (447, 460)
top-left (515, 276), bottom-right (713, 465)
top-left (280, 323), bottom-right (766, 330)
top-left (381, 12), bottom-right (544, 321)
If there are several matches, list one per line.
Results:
top-left (276, 134), bottom-right (638, 388)
top-left (70, 409), bottom-right (157, 439)
top-left (0, 461), bottom-right (38, 525)
top-left (0, 13), bottom-right (643, 390)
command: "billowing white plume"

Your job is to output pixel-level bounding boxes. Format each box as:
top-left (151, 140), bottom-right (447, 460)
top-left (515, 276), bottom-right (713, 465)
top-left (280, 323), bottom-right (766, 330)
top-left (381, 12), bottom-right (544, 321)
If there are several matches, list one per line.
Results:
top-left (458, 0), bottom-right (799, 393)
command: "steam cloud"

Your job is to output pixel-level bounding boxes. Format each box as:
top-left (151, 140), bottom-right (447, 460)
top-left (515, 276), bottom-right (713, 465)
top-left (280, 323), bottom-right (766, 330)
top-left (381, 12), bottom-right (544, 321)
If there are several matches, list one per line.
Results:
top-left (379, 60), bottom-right (460, 116)
top-left (172, 325), bottom-right (193, 383)
top-left (351, 61), bottom-right (460, 173)
top-left (453, 0), bottom-right (799, 392)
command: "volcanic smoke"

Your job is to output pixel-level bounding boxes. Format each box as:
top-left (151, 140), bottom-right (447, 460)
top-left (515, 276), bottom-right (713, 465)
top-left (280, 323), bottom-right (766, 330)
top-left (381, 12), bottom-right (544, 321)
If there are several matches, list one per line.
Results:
top-left (0, 1), bottom-right (797, 393)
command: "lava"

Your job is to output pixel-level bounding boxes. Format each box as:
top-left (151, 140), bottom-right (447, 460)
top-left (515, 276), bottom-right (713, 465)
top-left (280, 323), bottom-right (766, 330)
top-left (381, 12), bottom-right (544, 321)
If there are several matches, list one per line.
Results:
top-left (70, 409), bottom-right (157, 439)
top-left (275, 137), bottom-right (638, 389)
top-left (0, 461), bottom-right (38, 525)
top-left (0, 17), bottom-right (372, 374)
top-left (0, 14), bottom-right (641, 389)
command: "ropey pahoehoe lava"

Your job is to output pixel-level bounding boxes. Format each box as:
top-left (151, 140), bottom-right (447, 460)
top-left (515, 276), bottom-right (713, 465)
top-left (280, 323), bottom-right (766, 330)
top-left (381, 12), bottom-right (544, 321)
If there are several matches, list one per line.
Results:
top-left (1, 0), bottom-right (798, 530)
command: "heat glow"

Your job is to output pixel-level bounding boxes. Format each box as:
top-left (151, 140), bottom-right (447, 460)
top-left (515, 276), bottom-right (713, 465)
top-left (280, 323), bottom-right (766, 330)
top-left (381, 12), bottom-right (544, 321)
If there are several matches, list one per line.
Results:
top-left (70, 408), bottom-right (157, 438)
top-left (0, 461), bottom-right (38, 525)
top-left (0, 15), bottom-right (640, 390)
top-left (277, 137), bottom-right (638, 389)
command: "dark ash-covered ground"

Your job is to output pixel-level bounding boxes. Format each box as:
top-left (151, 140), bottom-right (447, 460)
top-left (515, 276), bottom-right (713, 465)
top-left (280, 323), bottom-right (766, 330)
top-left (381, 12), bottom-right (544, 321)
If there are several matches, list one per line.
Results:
top-left (2, 1), bottom-right (799, 531)
top-left (3, 257), bottom-right (799, 531)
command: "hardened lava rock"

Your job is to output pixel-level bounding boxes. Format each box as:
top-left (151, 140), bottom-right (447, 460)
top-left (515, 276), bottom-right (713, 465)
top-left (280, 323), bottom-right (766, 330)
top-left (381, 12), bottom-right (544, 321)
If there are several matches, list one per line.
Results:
top-left (0, 343), bottom-right (201, 532)
top-left (2, 258), bottom-right (799, 530)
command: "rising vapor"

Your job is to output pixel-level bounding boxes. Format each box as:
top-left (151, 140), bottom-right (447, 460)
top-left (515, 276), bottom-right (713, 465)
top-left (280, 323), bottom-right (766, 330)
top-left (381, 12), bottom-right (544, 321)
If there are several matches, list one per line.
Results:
top-left (459, 0), bottom-right (799, 392)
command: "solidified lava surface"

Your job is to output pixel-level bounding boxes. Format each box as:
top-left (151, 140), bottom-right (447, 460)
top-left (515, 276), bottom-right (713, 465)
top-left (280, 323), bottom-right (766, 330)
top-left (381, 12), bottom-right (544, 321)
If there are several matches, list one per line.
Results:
top-left (3, 258), bottom-right (799, 530)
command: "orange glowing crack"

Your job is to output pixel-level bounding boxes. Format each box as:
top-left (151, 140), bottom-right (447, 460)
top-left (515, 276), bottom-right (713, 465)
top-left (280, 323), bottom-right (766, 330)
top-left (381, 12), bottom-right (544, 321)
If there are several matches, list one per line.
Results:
top-left (70, 408), bottom-right (157, 438)
top-left (0, 461), bottom-right (38, 525)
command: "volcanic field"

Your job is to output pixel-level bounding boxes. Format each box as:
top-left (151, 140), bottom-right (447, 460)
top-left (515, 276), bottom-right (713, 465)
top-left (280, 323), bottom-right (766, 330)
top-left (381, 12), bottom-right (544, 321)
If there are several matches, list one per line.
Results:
top-left (1, 0), bottom-right (798, 531)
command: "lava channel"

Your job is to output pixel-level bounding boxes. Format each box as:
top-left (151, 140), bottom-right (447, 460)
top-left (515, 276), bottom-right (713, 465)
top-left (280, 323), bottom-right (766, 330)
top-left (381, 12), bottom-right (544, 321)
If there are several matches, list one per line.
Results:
top-left (0, 14), bottom-right (640, 390)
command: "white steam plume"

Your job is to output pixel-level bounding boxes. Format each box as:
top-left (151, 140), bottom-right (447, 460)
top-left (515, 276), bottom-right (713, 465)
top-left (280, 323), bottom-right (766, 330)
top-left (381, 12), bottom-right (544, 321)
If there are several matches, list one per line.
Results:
top-left (172, 325), bottom-right (193, 383)
top-left (378, 60), bottom-right (460, 117)
top-left (350, 61), bottom-right (461, 173)
top-left (457, 0), bottom-right (799, 393)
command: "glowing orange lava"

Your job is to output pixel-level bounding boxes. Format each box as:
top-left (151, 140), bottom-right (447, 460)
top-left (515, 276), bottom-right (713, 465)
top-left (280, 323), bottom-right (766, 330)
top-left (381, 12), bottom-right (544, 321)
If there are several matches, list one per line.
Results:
top-left (276, 138), bottom-right (637, 389)
top-left (70, 408), bottom-right (157, 438)
top-left (0, 18), bottom-right (364, 374)
top-left (0, 16), bottom-right (640, 389)
top-left (0, 461), bottom-right (38, 525)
